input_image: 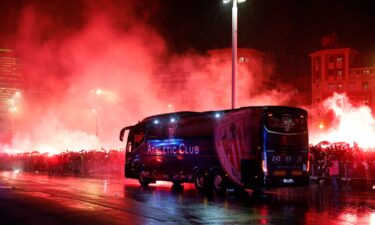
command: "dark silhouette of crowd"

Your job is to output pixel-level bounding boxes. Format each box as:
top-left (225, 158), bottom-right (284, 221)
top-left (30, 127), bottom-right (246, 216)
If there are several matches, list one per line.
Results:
top-left (309, 141), bottom-right (375, 190)
top-left (1, 142), bottom-right (375, 190)
top-left (0, 149), bottom-right (124, 176)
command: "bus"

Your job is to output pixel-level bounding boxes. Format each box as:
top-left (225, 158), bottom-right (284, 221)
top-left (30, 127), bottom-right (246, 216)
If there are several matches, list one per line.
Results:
top-left (119, 106), bottom-right (309, 193)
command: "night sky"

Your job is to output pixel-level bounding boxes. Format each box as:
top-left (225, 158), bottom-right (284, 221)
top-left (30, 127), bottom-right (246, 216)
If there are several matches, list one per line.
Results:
top-left (153, 0), bottom-right (375, 83)
top-left (1, 0), bottom-right (375, 83)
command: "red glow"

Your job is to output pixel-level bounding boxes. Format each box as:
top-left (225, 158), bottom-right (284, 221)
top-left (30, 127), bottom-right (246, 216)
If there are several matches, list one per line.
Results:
top-left (1, 1), bottom-right (293, 155)
top-left (310, 93), bottom-right (375, 149)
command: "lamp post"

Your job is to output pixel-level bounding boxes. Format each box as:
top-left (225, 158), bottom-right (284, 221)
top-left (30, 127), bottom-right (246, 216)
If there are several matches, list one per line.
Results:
top-left (223, 0), bottom-right (246, 109)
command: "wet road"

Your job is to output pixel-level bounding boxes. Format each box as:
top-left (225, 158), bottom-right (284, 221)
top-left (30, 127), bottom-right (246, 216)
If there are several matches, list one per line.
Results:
top-left (0, 171), bottom-right (374, 225)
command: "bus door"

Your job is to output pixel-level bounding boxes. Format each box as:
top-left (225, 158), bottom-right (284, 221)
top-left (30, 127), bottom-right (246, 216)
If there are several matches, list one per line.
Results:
top-left (122, 124), bottom-right (146, 178)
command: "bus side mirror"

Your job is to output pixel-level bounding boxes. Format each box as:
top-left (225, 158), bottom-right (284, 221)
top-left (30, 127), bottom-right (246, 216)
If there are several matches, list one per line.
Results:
top-left (119, 128), bottom-right (126, 142)
top-left (119, 126), bottom-right (134, 142)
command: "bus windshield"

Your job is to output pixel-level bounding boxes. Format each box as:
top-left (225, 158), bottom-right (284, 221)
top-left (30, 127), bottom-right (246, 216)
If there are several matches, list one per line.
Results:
top-left (265, 110), bottom-right (307, 133)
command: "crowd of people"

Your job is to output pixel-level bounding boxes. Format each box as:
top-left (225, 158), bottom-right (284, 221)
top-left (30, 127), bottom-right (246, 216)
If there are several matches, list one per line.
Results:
top-left (1, 142), bottom-right (375, 190)
top-left (0, 149), bottom-right (124, 176)
top-left (309, 141), bottom-right (375, 190)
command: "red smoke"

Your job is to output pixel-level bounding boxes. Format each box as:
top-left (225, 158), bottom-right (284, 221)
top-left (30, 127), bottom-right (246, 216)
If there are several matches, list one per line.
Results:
top-left (309, 93), bottom-right (375, 149)
top-left (2, 0), bottom-right (294, 154)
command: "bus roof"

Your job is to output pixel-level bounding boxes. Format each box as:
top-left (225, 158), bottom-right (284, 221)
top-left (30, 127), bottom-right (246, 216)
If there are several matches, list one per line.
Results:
top-left (141, 106), bottom-right (307, 124)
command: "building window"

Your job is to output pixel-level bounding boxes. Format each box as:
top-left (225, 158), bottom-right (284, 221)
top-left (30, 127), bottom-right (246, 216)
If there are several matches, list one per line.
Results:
top-left (349, 82), bottom-right (355, 90)
top-left (336, 57), bottom-right (343, 68)
top-left (337, 84), bottom-right (343, 90)
top-left (364, 69), bottom-right (370, 74)
top-left (363, 82), bottom-right (368, 90)
top-left (362, 96), bottom-right (369, 105)
top-left (328, 83), bottom-right (335, 90)
top-left (239, 57), bottom-right (249, 63)
top-left (337, 70), bottom-right (342, 76)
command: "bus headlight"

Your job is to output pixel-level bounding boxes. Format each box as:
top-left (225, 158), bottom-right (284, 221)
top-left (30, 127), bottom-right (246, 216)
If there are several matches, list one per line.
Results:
top-left (262, 160), bottom-right (268, 174)
top-left (306, 160), bottom-right (310, 173)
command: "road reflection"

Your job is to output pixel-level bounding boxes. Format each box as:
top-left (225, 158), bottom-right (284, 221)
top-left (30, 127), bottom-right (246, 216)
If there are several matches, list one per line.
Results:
top-left (121, 179), bottom-right (375, 224)
top-left (1, 171), bottom-right (375, 224)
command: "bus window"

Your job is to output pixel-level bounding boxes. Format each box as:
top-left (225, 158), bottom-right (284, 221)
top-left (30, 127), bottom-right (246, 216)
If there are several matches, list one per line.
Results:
top-left (134, 131), bottom-right (145, 148)
top-left (265, 112), bottom-right (307, 133)
top-left (126, 142), bottom-right (132, 153)
top-left (175, 117), bottom-right (212, 138)
top-left (126, 123), bottom-right (146, 153)
top-left (126, 129), bottom-right (134, 153)
top-left (147, 124), bottom-right (165, 140)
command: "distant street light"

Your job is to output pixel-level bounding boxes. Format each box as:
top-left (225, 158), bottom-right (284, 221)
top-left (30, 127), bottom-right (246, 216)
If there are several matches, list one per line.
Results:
top-left (167, 104), bottom-right (174, 112)
top-left (223, 0), bottom-right (246, 109)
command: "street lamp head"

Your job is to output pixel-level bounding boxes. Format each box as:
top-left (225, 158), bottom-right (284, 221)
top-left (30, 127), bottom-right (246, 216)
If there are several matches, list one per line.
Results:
top-left (223, 0), bottom-right (246, 3)
top-left (96, 89), bottom-right (102, 95)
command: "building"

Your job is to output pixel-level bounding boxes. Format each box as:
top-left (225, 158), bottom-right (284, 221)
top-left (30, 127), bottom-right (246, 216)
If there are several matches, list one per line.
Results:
top-left (0, 49), bottom-right (22, 143)
top-left (310, 47), bottom-right (375, 110)
top-left (0, 49), bottom-right (22, 114)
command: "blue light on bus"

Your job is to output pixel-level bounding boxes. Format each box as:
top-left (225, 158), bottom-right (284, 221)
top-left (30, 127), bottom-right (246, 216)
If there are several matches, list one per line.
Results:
top-left (214, 112), bottom-right (221, 118)
top-left (154, 119), bottom-right (159, 124)
top-left (170, 118), bottom-right (176, 123)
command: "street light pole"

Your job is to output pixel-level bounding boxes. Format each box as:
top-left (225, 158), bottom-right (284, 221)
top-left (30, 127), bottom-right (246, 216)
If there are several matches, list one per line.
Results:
top-left (231, 0), bottom-right (238, 109)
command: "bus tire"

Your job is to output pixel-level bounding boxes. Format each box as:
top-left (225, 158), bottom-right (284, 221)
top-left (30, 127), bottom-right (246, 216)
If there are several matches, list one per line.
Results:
top-left (138, 167), bottom-right (150, 186)
top-left (194, 170), bottom-right (208, 192)
top-left (212, 171), bottom-right (226, 194)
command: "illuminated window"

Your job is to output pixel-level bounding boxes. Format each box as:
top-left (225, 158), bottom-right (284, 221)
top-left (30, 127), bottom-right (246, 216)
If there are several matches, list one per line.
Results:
top-left (337, 70), bottom-right (342, 76)
top-left (239, 57), bottom-right (249, 63)
top-left (336, 57), bottom-right (343, 68)
top-left (363, 82), bottom-right (368, 90)
top-left (362, 96), bottom-right (369, 104)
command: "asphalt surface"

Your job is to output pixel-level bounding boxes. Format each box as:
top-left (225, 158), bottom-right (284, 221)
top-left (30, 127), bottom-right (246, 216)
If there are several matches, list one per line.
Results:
top-left (0, 171), bottom-right (374, 225)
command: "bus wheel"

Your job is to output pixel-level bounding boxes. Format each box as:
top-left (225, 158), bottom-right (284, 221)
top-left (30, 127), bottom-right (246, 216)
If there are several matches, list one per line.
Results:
top-left (194, 170), bottom-right (208, 192)
top-left (138, 167), bottom-right (150, 186)
top-left (212, 171), bottom-right (226, 194)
